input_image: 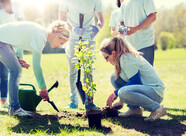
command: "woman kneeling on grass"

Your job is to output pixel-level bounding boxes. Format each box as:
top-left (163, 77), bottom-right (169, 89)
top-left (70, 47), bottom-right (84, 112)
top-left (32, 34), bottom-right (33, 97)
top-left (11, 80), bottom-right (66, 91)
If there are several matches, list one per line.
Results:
top-left (0, 21), bottom-right (69, 116)
top-left (100, 37), bottom-right (166, 122)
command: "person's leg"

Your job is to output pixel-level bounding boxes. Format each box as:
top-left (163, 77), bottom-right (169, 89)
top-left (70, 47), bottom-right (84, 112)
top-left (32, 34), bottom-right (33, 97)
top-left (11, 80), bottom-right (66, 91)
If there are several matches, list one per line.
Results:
top-left (0, 43), bottom-right (22, 112)
top-left (138, 45), bottom-right (155, 66)
top-left (118, 85), bottom-right (163, 111)
top-left (110, 73), bottom-right (127, 89)
top-left (65, 39), bottom-right (79, 107)
top-left (110, 73), bottom-right (139, 110)
top-left (0, 62), bottom-right (9, 104)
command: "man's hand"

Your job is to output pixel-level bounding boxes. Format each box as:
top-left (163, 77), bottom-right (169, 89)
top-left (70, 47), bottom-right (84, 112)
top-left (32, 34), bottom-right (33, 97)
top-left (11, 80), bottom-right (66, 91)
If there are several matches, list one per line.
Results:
top-left (126, 26), bottom-right (138, 35)
top-left (73, 26), bottom-right (85, 36)
top-left (18, 58), bottom-right (30, 69)
top-left (106, 92), bottom-right (117, 108)
top-left (87, 25), bottom-right (100, 39)
top-left (39, 90), bottom-right (49, 101)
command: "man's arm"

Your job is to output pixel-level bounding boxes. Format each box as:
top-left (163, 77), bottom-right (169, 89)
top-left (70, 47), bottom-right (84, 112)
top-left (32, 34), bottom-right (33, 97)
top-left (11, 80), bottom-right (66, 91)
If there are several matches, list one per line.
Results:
top-left (127, 12), bottom-right (157, 35)
top-left (96, 12), bottom-right (104, 29)
top-left (59, 11), bottom-right (72, 30)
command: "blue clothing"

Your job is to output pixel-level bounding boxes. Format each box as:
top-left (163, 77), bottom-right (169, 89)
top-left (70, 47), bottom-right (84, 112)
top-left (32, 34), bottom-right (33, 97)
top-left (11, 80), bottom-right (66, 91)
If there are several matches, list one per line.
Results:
top-left (0, 42), bottom-right (22, 111)
top-left (0, 62), bottom-right (8, 100)
top-left (138, 44), bottom-right (154, 66)
top-left (118, 85), bottom-right (163, 111)
top-left (0, 1), bottom-right (24, 101)
top-left (114, 71), bottom-right (142, 96)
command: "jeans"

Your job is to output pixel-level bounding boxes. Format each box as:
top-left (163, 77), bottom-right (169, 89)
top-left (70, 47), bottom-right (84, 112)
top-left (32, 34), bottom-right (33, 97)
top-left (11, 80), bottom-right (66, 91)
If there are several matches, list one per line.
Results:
top-left (0, 62), bottom-right (8, 100)
top-left (110, 73), bottom-right (162, 112)
top-left (65, 39), bottom-right (96, 106)
top-left (138, 45), bottom-right (154, 66)
top-left (0, 42), bottom-right (22, 111)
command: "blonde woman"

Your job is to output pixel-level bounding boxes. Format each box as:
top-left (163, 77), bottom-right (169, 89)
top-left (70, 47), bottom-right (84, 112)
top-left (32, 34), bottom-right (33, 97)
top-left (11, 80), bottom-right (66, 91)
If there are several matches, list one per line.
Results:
top-left (99, 37), bottom-right (166, 122)
top-left (0, 21), bottom-right (69, 116)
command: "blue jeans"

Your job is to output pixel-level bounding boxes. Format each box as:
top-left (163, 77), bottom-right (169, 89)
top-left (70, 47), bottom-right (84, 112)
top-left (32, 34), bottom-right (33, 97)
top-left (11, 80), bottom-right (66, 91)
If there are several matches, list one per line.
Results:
top-left (138, 45), bottom-right (154, 66)
top-left (110, 73), bottom-right (162, 112)
top-left (0, 42), bottom-right (22, 111)
top-left (0, 62), bottom-right (8, 100)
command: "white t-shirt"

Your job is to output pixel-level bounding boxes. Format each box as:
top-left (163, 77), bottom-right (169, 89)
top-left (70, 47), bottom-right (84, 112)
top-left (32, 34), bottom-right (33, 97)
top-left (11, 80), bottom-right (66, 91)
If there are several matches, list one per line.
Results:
top-left (119, 53), bottom-right (165, 98)
top-left (109, 8), bottom-right (121, 30)
top-left (119, 0), bottom-right (157, 50)
top-left (0, 21), bottom-right (48, 89)
top-left (59, 0), bottom-right (103, 41)
top-left (0, 1), bottom-right (24, 25)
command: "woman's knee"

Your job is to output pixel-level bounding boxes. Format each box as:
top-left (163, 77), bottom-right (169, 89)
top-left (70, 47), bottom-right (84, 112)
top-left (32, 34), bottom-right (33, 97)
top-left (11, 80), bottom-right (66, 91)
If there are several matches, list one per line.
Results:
top-left (118, 89), bottom-right (132, 103)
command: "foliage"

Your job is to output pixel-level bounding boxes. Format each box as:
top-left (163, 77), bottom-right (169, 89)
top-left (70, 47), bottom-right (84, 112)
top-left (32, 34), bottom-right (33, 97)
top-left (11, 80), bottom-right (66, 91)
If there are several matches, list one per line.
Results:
top-left (157, 32), bottom-right (176, 50)
top-left (74, 40), bottom-right (97, 110)
top-left (155, 4), bottom-right (186, 48)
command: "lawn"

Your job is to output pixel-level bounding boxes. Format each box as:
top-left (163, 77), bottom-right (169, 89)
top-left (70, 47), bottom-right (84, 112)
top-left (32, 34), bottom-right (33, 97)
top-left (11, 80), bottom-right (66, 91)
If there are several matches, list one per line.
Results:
top-left (0, 48), bottom-right (185, 136)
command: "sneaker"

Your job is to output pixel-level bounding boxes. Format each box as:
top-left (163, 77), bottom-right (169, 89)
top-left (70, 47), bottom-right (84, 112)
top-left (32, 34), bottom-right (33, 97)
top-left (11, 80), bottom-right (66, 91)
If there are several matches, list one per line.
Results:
top-left (9, 108), bottom-right (33, 117)
top-left (144, 105), bottom-right (167, 122)
top-left (1, 102), bottom-right (9, 108)
top-left (118, 108), bottom-right (143, 117)
top-left (85, 104), bottom-right (100, 110)
top-left (64, 103), bottom-right (78, 109)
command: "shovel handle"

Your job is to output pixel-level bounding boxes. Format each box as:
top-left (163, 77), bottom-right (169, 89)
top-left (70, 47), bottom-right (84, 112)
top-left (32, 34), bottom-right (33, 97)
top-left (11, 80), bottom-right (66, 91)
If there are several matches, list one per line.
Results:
top-left (48, 80), bottom-right (59, 92)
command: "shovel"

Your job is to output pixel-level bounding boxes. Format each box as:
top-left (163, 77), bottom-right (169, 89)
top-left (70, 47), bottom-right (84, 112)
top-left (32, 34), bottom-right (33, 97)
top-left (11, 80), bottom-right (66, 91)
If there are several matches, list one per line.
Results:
top-left (76, 13), bottom-right (86, 104)
top-left (46, 81), bottom-right (59, 112)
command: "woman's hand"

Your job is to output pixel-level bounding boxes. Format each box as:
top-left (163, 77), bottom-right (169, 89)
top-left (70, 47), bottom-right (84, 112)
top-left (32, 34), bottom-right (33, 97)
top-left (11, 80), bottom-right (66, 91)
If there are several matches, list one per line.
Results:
top-left (112, 101), bottom-right (124, 110)
top-left (106, 92), bottom-right (117, 108)
top-left (39, 89), bottom-right (49, 101)
top-left (18, 58), bottom-right (30, 69)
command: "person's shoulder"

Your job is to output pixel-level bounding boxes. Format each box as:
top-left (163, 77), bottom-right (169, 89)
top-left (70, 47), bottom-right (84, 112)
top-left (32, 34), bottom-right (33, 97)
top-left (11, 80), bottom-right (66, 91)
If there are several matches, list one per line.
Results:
top-left (11, 1), bottom-right (22, 8)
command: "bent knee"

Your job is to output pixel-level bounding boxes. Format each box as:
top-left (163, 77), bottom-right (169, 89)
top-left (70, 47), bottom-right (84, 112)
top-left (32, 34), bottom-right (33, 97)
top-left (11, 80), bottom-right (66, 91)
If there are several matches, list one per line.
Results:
top-left (118, 89), bottom-right (133, 103)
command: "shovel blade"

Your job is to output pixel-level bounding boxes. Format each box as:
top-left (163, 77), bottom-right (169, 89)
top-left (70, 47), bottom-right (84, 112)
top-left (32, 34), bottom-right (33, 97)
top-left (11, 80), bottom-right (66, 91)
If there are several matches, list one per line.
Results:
top-left (76, 81), bottom-right (85, 104)
top-left (47, 99), bottom-right (59, 112)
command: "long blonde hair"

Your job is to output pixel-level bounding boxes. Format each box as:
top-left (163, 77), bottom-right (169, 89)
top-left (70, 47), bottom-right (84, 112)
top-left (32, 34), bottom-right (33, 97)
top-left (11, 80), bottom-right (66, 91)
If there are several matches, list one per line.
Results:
top-left (100, 37), bottom-right (141, 78)
top-left (48, 20), bottom-right (70, 40)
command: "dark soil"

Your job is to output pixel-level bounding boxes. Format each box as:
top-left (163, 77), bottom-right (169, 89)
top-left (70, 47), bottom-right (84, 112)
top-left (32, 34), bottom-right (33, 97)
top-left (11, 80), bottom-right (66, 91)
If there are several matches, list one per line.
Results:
top-left (25, 108), bottom-right (186, 136)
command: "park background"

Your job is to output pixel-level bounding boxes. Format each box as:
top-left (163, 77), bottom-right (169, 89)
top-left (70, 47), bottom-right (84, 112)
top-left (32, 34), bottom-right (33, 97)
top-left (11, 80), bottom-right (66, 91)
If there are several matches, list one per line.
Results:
top-left (0, 0), bottom-right (186, 136)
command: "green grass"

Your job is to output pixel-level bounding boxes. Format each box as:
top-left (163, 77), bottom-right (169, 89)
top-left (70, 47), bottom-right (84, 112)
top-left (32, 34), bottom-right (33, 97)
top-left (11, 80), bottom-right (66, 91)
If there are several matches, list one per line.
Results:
top-left (0, 48), bottom-right (185, 136)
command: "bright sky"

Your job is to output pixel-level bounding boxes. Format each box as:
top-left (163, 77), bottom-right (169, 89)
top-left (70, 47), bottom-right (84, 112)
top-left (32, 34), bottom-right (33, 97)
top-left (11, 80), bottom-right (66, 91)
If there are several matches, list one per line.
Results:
top-left (18, 0), bottom-right (186, 10)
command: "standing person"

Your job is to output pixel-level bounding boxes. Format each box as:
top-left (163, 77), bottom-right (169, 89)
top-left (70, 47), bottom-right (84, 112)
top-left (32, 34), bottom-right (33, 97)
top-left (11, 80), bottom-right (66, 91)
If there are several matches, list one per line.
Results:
top-left (119, 0), bottom-right (157, 66)
top-left (0, 0), bottom-right (24, 108)
top-left (59, 0), bottom-right (104, 110)
top-left (100, 37), bottom-right (166, 122)
top-left (109, 0), bottom-right (124, 36)
top-left (0, 21), bottom-right (69, 116)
